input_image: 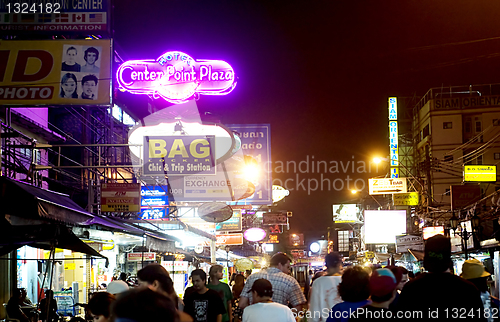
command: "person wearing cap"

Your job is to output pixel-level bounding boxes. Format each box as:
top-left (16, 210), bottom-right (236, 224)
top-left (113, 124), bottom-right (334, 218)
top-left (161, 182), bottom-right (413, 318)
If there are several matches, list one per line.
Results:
top-left (241, 279), bottom-right (295, 322)
top-left (239, 253), bottom-right (306, 312)
top-left (183, 269), bottom-right (226, 322)
top-left (349, 268), bottom-right (398, 321)
top-left (309, 252), bottom-right (344, 322)
top-left (106, 280), bottom-right (129, 296)
top-left (207, 265), bottom-right (233, 322)
top-left (461, 259), bottom-right (493, 322)
top-left (398, 234), bottom-right (485, 321)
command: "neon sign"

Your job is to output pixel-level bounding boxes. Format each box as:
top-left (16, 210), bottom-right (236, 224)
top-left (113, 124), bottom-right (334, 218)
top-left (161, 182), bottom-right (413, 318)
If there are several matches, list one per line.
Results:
top-left (116, 51), bottom-right (236, 104)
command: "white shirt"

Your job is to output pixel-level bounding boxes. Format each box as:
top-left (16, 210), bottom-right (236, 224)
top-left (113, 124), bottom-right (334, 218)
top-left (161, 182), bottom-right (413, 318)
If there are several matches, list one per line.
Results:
top-left (242, 302), bottom-right (295, 322)
top-left (309, 275), bottom-right (342, 322)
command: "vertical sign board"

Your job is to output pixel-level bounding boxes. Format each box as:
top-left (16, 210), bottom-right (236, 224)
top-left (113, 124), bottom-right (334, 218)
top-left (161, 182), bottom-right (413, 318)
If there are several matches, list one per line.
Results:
top-left (388, 97), bottom-right (399, 178)
top-left (0, 40), bottom-right (112, 106)
top-left (140, 185), bottom-right (169, 220)
top-left (227, 124), bottom-right (272, 204)
top-left (0, 0), bottom-right (110, 36)
top-left (101, 183), bottom-right (140, 212)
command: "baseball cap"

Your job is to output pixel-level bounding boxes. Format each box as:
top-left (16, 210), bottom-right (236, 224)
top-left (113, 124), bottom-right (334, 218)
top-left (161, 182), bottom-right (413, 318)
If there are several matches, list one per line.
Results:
top-left (107, 280), bottom-right (129, 295)
top-left (461, 259), bottom-right (491, 280)
top-left (250, 278), bottom-right (273, 297)
top-left (424, 234), bottom-right (452, 273)
top-left (369, 268), bottom-right (397, 298)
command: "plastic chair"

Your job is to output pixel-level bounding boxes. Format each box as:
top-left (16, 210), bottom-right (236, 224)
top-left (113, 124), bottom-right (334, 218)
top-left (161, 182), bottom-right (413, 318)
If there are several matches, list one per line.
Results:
top-left (2, 303), bottom-right (20, 322)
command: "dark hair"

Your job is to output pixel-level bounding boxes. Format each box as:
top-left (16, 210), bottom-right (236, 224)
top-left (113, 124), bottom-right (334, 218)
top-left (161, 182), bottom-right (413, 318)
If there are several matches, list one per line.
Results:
top-left (66, 46), bottom-right (77, 54)
top-left (232, 274), bottom-right (245, 298)
top-left (81, 74), bottom-right (98, 86)
top-left (137, 263), bottom-right (174, 295)
top-left (68, 317), bottom-right (86, 322)
top-left (338, 266), bottom-right (370, 302)
top-left (251, 279), bottom-right (273, 298)
top-left (119, 273), bottom-right (127, 281)
top-left (87, 292), bottom-right (115, 318)
top-left (371, 291), bottom-right (394, 303)
top-left (325, 252), bottom-right (343, 269)
top-left (84, 47), bottom-right (99, 61)
top-left (408, 271), bottom-right (415, 279)
top-left (113, 288), bottom-right (179, 322)
top-left (191, 269), bottom-right (207, 283)
top-left (270, 252), bottom-right (291, 267)
top-left (60, 73), bottom-right (78, 98)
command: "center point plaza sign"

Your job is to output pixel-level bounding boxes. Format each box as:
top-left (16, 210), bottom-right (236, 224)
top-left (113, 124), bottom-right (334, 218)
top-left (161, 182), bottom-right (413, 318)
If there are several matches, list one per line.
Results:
top-left (116, 51), bottom-right (236, 104)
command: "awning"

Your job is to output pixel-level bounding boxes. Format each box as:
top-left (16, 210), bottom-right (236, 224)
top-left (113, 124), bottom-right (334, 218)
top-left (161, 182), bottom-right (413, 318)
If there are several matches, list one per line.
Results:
top-left (0, 176), bottom-right (94, 225)
top-left (0, 222), bottom-right (105, 259)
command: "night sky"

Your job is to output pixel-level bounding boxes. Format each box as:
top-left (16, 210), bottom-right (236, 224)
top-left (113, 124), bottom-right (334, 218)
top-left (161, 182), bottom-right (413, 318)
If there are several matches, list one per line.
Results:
top-left (113, 0), bottom-right (500, 242)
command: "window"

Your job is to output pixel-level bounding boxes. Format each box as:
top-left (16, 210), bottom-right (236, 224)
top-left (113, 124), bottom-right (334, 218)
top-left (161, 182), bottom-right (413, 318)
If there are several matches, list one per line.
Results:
top-left (423, 124), bottom-right (430, 138)
top-left (338, 230), bottom-right (349, 252)
top-left (443, 122), bottom-right (453, 129)
top-left (476, 121), bottom-right (482, 132)
top-left (465, 121), bottom-right (471, 133)
top-left (495, 153), bottom-right (500, 160)
top-left (444, 155), bottom-right (453, 162)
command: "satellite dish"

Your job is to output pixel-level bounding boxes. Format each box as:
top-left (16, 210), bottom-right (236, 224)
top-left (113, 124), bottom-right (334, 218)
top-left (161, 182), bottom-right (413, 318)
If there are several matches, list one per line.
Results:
top-left (198, 202), bottom-right (233, 223)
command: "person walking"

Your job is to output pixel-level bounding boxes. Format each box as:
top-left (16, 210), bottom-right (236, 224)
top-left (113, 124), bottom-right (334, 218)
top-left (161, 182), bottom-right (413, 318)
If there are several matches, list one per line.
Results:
top-left (309, 252), bottom-right (344, 321)
top-left (184, 269), bottom-right (226, 322)
top-left (241, 279), bottom-right (295, 322)
top-left (461, 259), bottom-right (493, 322)
top-left (231, 274), bottom-right (245, 322)
top-left (239, 253), bottom-right (306, 313)
top-left (397, 234), bottom-right (485, 321)
top-left (207, 265), bottom-right (233, 322)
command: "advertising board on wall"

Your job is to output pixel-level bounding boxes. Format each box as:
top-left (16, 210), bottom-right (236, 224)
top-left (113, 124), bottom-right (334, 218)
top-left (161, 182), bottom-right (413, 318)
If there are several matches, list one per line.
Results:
top-left (451, 184), bottom-right (481, 210)
top-left (0, 39), bottom-right (111, 106)
top-left (0, 0), bottom-right (110, 35)
top-left (216, 210), bottom-right (242, 232)
top-left (101, 183), bottom-right (140, 212)
top-left (463, 165), bottom-right (496, 182)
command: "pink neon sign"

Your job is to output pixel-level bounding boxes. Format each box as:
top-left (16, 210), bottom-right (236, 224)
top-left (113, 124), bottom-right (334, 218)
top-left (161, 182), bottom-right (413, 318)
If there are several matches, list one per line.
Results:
top-left (116, 51), bottom-right (236, 104)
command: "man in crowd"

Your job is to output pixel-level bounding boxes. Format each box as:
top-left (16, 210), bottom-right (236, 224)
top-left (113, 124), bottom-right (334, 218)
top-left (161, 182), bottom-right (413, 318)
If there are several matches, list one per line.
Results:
top-left (239, 252), bottom-right (306, 312)
top-left (207, 265), bottom-right (232, 322)
top-left (398, 234), bottom-right (485, 321)
top-left (184, 269), bottom-right (226, 322)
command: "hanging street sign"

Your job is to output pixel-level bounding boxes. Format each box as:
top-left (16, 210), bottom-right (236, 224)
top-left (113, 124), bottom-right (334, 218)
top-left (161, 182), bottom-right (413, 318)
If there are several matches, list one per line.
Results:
top-left (369, 178), bottom-right (407, 195)
top-left (101, 183), bottom-right (140, 212)
top-left (393, 192), bottom-right (419, 206)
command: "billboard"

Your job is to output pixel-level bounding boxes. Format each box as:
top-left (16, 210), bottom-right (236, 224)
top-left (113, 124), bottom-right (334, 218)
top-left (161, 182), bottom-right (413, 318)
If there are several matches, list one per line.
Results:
top-left (262, 212), bottom-right (287, 225)
top-left (0, 0), bottom-right (110, 35)
top-left (332, 204), bottom-right (361, 223)
top-left (393, 192), bottom-right (419, 206)
top-left (451, 184), bottom-right (481, 210)
top-left (216, 210), bottom-right (242, 232)
top-left (0, 39), bottom-right (111, 106)
top-left (364, 210), bottom-right (407, 244)
top-left (226, 124), bottom-right (272, 204)
top-left (101, 183), bottom-right (140, 212)
top-left (422, 226), bottom-right (444, 240)
top-left (463, 165), bottom-right (496, 182)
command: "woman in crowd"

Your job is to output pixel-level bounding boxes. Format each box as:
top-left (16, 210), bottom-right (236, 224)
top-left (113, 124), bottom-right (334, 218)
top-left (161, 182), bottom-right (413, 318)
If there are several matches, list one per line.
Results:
top-left (87, 292), bottom-right (115, 322)
top-left (231, 274), bottom-right (245, 322)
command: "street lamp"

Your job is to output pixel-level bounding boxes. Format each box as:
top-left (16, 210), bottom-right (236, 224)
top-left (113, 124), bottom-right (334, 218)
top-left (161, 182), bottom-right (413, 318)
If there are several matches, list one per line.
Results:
top-left (449, 212), bottom-right (481, 260)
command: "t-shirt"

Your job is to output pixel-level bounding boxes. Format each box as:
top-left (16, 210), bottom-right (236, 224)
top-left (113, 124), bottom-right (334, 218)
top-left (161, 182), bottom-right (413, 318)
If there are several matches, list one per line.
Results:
top-left (184, 289), bottom-right (226, 322)
top-left (207, 282), bottom-right (233, 322)
top-left (242, 302), bottom-right (295, 322)
top-left (309, 275), bottom-right (343, 321)
top-left (326, 299), bottom-right (371, 322)
top-left (62, 62), bottom-right (81, 72)
top-left (397, 272), bottom-right (486, 321)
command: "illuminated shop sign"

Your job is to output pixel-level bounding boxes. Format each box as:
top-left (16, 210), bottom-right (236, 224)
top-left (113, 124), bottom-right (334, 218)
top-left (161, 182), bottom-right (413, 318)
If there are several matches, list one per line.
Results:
top-left (464, 165), bottom-right (497, 182)
top-left (388, 97), bottom-right (399, 178)
top-left (116, 51), bottom-right (236, 104)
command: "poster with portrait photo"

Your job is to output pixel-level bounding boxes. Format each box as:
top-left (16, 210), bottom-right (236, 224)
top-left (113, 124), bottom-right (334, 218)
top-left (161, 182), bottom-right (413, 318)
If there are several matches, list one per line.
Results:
top-left (61, 45), bottom-right (83, 73)
top-left (59, 72), bottom-right (99, 101)
top-left (81, 46), bottom-right (102, 74)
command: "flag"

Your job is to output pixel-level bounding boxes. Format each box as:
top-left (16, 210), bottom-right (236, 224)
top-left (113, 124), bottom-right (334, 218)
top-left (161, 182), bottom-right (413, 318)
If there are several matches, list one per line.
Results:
top-left (12, 14), bottom-right (18, 23)
top-left (21, 14), bottom-right (35, 23)
top-left (55, 13), bottom-right (69, 23)
top-left (89, 13), bottom-right (103, 23)
top-left (72, 13), bottom-right (86, 23)
top-left (38, 14), bottom-right (52, 23)
top-left (0, 14), bottom-right (9, 23)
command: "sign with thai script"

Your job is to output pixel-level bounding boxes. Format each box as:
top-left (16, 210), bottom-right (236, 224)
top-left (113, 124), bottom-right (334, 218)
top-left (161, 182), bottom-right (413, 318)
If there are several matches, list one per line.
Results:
top-left (393, 192), bottom-right (419, 206)
top-left (216, 210), bottom-right (242, 232)
top-left (101, 183), bottom-right (140, 212)
top-left (226, 124), bottom-right (272, 204)
top-left (396, 235), bottom-right (424, 253)
top-left (116, 51), bottom-right (236, 104)
top-left (0, 39), bottom-right (111, 106)
top-left (215, 233), bottom-right (243, 245)
top-left (0, 0), bottom-right (109, 35)
top-left (143, 136), bottom-right (216, 176)
top-left (127, 252), bottom-right (156, 262)
top-left (369, 178), bottom-right (407, 195)
top-left (464, 165), bottom-right (496, 182)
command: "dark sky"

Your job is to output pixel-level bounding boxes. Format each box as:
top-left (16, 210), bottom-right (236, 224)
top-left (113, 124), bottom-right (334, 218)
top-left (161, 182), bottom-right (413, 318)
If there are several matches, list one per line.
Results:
top-left (113, 0), bottom-right (500, 241)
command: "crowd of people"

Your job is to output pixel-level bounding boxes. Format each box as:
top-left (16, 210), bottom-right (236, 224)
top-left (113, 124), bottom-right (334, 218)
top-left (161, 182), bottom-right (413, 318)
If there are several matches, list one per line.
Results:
top-left (6, 235), bottom-right (496, 322)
